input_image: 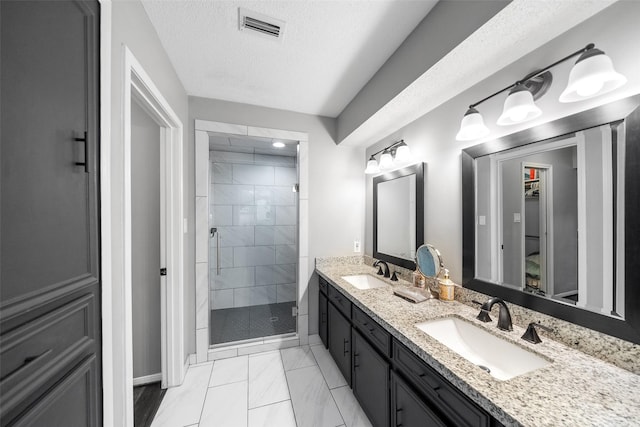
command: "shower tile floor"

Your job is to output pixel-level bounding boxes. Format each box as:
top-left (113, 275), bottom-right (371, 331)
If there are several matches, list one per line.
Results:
top-left (151, 340), bottom-right (372, 427)
top-left (210, 302), bottom-right (297, 345)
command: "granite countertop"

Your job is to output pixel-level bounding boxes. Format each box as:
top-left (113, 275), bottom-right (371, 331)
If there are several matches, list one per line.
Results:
top-left (316, 261), bottom-right (640, 427)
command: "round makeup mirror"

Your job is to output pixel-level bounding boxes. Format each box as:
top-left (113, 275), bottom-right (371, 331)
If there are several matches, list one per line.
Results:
top-left (415, 244), bottom-right (444, 278)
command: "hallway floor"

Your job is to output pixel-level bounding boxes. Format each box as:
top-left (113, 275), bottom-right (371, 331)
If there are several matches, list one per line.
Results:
top-left (151, 341), bottom-right (372, 427)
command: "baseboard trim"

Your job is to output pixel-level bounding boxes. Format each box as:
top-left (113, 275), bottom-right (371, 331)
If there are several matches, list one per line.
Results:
top-left (133, 373), bottom-right (162, 386)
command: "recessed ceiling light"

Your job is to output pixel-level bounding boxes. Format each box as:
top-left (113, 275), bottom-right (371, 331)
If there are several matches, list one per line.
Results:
top-left (272, 141), bottom-right (285, 148)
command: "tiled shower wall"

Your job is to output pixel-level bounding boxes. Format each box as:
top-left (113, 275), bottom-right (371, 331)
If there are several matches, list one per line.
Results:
top-left (209, 150), bottom-right (298, 309)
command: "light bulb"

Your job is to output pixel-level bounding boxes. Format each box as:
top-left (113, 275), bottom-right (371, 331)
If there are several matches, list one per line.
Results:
top-left (364, 158), bottom-right (380, 174)
top-left (456, 107), bottom-right (489, 141)
top-left (379, 151), bottom-right (394, 170)
top-left (575, 78), bottom-right (604, 97)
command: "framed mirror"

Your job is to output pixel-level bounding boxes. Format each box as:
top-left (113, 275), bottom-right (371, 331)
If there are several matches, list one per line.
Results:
top-left (373, 163), bottom-right (425, 270)
top-left (462, 95), bottom-right (640, 344)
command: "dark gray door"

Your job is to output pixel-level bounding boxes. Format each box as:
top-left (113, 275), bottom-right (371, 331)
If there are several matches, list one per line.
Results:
top-left (0, 0), bottom-right (101, 425)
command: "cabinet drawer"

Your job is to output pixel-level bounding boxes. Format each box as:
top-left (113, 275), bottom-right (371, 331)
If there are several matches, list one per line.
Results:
top-left (392, 340), bottom-right (490, 427)
top-left (352, 305), bottom-right (390, 357)
top-left (1, 295), bottom-right (95, 415)
top-left (319, 277), bottom-right (328, 295)
top-left (328, 285), bottom-right (351, 318)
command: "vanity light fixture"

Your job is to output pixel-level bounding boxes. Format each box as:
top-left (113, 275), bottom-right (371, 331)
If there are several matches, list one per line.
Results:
top-left (272, 141), bottom-right (286, 148)
top-left (456, 43), bottom-right (627, 141)
top-left (364, 140), bottom-right (413, 174)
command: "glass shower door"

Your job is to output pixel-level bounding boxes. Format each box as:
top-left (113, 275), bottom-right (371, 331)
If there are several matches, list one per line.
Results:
top-left (208, 146), bottom-right (298, 345)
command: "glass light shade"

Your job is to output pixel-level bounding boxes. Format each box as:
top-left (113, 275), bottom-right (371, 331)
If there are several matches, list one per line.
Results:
top-left (497, 85), bottom-right (542, 126)
top-left (456, 107), bottom-right (490, 141)
top-left (272, 141), bottom-right (285, 148)
top-left (364, 158), bottom-right (380, 174)
top-left (379, 151), bottom-right (394, 171)
top-left (394, 144), bottom-right (412, 164)
top-left (559, 49), bottom-right (627, 103)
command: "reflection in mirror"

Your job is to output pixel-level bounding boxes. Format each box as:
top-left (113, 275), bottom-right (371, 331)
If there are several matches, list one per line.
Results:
top-left (475, 128), bottom-right (624, 318)
top-left (462, 95), bottom-right (640, 344)
top-left (373, 163), bottom-right (424, 270)
top-left (377, 174), bottom-right (416, 260)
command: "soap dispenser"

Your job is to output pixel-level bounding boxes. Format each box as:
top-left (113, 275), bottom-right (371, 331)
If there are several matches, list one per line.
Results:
top-left (438, 269), bottom-right (455, 301)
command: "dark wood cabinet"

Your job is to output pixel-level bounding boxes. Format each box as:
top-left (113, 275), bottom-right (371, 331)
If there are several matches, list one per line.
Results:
top-left (1, 1), bottom-right (102, 425)
top-left (391, 370), bottom-right (446, 427)
top-left (392, 340), bottom-right (490, 427)
top-left (353, 330), bottom-right (389, 427)
top-left (328, 302), bottom-right (351, 386)
top-left (318, 277), bottom-right (500, 427)
top-left (319, 289), bottom-right (328, 348)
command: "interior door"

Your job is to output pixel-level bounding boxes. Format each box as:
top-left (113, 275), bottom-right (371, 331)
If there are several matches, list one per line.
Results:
top-left (0, 1), bottom-right (101, 425)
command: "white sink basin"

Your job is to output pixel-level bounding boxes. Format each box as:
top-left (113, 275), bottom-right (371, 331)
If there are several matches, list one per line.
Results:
top-left (342, 274), bottom-right (390, 290)
top-left (416, 317), bottom-right (551, 381)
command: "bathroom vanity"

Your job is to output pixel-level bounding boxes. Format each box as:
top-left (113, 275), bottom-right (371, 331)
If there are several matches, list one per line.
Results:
top-left (315, 258), bottom-right (640, 427)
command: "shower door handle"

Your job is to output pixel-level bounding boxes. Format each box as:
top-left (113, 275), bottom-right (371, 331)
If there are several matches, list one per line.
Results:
top-left (210, 228), bottom-right (220, 275)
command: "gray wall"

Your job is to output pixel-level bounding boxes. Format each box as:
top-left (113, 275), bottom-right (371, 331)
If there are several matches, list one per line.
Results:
top-left (131, 101), bottom-right (161, 379)
top-left (109, 0), bottom-right (189, 421)
top-left (364, 1), bottom-right (640, 286)
top-left (189, 96), bottom-right (365, 335)
top-left (337, 0), bottom-right (510, 143)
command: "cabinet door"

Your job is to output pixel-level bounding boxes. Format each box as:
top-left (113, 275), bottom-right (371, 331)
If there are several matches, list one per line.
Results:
top-left (391, 371), bottom-right (446, 427)
top-left (353, 330), bottom-right (389, 427)
top-left (319, 291), bottom-right (328, 348)
top-left (0, 1), bottom-right (101, 425)
top-left (328, 303), bottom-right (351, 385)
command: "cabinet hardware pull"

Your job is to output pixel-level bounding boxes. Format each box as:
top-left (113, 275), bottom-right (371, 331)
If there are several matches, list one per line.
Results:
top-left (396, 407), bottom-right (403, 426)
top-left (1, 349), bottom-right (53, 383)
top-left (343, 339), bottom-right (349, 355)
top-left (354, 353), bottom-right (359, 368)
top-left (74, 131), bottom-right (89, 173)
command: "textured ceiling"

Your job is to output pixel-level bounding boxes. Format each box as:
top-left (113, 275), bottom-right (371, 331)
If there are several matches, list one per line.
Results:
top-left (141, 0), bottom-right (438, 117)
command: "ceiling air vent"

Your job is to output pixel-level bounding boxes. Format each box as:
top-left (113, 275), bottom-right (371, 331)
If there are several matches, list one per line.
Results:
top-left (238, 8), bottom-right (285, 40)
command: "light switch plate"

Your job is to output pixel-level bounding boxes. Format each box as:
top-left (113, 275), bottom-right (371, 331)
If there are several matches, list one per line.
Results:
top-left (514, 213), bottom-right (521, 223)
top-left (354, 240), bottom-right (361, 253)
top-left (478, 215), bottom-right (486, 225)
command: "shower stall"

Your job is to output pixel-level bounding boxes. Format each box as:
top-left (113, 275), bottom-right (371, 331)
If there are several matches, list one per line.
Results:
top-left (208, 138), bottom-right (298, 345)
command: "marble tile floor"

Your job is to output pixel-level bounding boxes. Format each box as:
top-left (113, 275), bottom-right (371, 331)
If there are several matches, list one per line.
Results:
top-left (151, 343), bottom-right (372, 427)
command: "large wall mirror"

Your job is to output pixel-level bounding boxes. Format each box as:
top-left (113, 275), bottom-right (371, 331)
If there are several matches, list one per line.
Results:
top-left (462, 95), bottom-right (640, 344)
top-left (373, 163), bottom-right (425, 270)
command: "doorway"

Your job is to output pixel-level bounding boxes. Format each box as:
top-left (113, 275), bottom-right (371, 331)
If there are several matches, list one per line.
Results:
top-left (208, 136), bottom-right (299, 345)
top-left (116, 47), bottom-right (185, 426)
top-left (130, 100), bottom-right (166, 425)
top-left (522, 164), bottom-right (551, 296)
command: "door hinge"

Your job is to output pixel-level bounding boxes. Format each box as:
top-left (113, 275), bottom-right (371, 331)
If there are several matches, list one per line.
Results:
top-left (160, 268), bottom-right (167, 276)
top-left (292, 306), bottom-right (298, 316)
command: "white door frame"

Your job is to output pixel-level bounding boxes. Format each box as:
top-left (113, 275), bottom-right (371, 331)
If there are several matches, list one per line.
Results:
top-left (121, 47), bottom-right (185, 424)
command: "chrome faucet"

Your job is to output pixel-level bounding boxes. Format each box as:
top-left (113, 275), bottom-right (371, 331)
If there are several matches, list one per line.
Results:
top-left (373, 260), bottom-right (390, 278)
top-left (474, 297), bottom-right (513, 331)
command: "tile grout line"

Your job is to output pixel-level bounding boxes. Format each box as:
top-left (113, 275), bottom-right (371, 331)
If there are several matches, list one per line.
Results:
top-left (279, 348), bottom-right (300, 427)
top-left (307, 345), bottom-right (348, 426)
top-left (196, 362), bottom-right (216, 426)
